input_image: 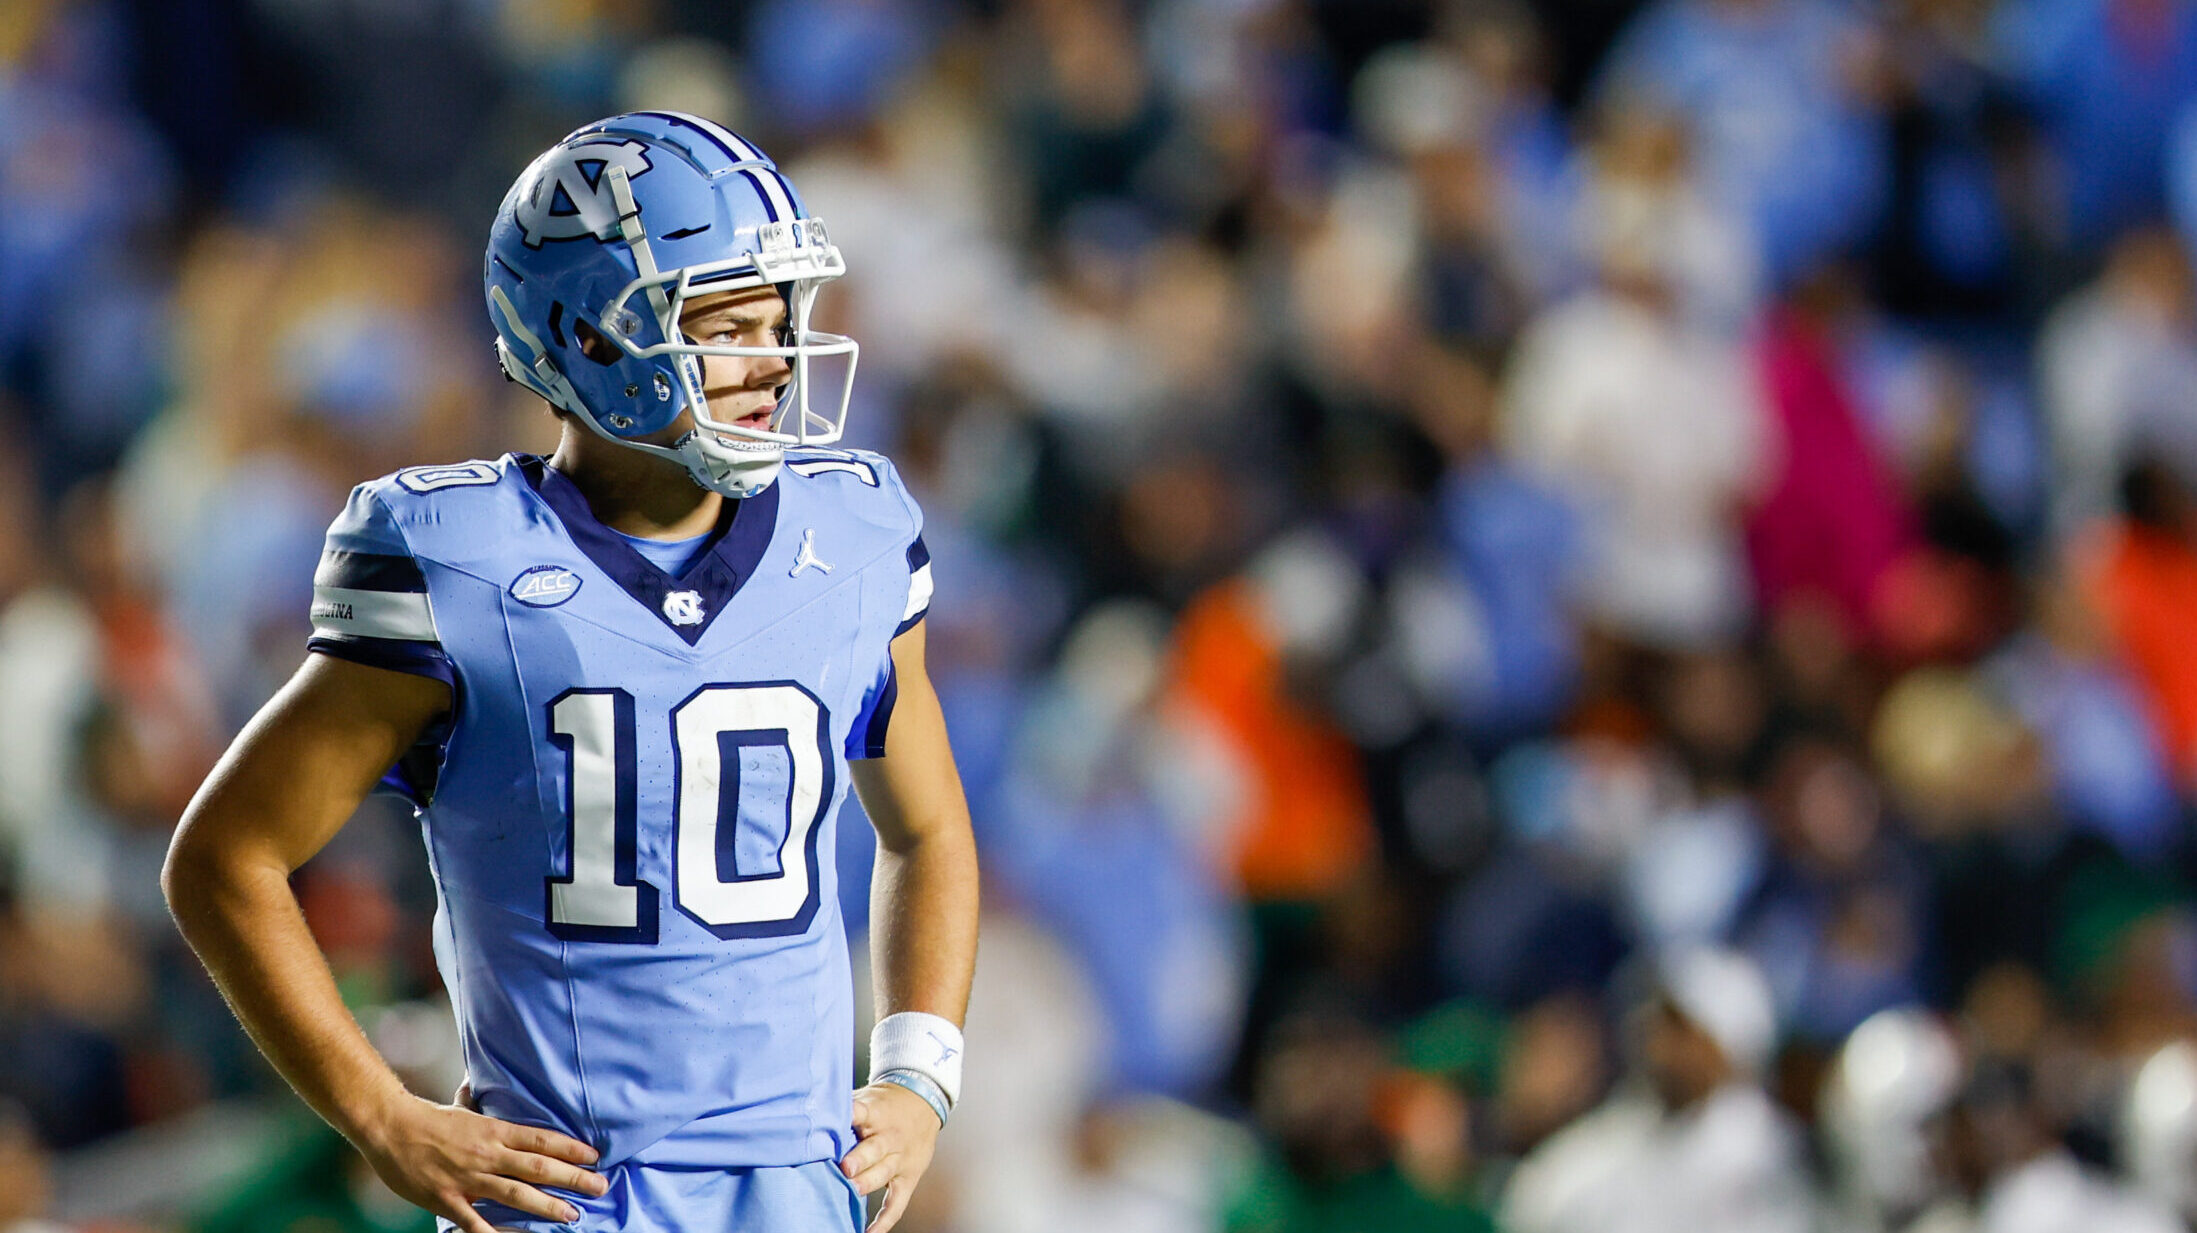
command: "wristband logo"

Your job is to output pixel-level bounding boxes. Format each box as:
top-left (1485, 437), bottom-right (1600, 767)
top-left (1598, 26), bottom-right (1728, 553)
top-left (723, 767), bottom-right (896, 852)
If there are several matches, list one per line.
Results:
top-left (927, 1030), bottom-right (959, 1067)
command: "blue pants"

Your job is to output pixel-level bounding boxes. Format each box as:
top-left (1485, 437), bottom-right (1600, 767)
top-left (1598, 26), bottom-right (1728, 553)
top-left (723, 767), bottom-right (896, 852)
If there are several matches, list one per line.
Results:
top-left (451, 1158), bottom-right (864, 1233)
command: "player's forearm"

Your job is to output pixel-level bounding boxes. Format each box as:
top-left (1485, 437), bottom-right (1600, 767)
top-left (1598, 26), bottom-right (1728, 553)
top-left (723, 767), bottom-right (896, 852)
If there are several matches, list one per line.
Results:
top-left (867, 824), bottom-right (979, 1025)
top-left (163, 844), bottom-right (412, 1144)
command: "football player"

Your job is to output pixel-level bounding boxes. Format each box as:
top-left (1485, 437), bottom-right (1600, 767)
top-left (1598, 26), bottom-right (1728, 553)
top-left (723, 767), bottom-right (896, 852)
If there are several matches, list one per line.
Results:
top-left (163, 112), bottom-right (979, 1233)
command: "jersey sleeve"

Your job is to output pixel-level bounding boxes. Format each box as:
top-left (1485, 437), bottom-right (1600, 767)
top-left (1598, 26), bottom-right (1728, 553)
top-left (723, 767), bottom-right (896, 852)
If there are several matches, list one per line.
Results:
top-left (848, 455), bottom-right (928, 760)
top-left (897, 534), bottom-right (932, 636)
top-left (305, 483), bottom-right (455, 687)
top-left (886, 453), bottom-right (931, 637)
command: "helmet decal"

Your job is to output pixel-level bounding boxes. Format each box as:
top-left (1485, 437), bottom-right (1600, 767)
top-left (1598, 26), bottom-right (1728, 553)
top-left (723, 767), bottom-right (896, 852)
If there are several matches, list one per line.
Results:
top-left (514, 140), bottom-right (655, 249)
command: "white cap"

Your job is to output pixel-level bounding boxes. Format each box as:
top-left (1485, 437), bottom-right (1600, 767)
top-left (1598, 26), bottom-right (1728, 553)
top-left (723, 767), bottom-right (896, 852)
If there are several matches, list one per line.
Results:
top-left (1659, 946), bottom-right (1778, 1075)
top-left (1822, 1006), bottom-right (1964, 1209)
top-left (2125, 1040), bottom-right (2197, 1215)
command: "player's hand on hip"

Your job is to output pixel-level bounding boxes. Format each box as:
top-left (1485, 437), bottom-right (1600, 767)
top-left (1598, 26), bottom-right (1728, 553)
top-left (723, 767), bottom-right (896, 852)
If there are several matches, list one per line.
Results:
top-left (354, 1091), bottom-right (608, 1233)
top-left (842, 1083), bottom-right (943, 1233)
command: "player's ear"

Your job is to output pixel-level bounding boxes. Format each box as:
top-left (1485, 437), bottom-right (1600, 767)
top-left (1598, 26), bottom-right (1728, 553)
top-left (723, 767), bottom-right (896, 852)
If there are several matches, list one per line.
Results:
top-left (572, 317), bottom-right (621, 366)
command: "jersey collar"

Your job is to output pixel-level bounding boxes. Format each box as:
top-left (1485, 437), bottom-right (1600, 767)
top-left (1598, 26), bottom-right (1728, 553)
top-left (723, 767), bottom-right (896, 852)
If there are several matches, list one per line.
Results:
top-left (516, 454), bottom-right (780, 646)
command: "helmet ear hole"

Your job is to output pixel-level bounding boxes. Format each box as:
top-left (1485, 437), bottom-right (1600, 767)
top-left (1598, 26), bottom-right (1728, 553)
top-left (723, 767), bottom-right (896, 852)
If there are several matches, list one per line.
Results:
top-left (572, 317), bottom-right (622, 366)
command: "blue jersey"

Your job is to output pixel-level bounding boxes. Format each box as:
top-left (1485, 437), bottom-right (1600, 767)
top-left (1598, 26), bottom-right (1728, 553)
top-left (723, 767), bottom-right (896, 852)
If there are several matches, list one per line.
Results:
top-left (306, 451), bottom-right (930, 1171)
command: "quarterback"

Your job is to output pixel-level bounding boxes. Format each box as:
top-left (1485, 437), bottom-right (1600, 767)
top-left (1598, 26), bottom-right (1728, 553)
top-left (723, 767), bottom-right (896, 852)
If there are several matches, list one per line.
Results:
top-left (163, 113), bottom-right (979, 1233)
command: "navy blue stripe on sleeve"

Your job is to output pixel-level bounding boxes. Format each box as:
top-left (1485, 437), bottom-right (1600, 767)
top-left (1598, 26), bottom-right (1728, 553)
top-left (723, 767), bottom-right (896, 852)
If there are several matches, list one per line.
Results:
top-left (315, 550), bottom-right (428, 593)
top-left (853, 663), bottom-right (900, 760)
top-left (895, 534), bottom-right (932, 637)
top-left (308, 635), bottom-right (455, 687)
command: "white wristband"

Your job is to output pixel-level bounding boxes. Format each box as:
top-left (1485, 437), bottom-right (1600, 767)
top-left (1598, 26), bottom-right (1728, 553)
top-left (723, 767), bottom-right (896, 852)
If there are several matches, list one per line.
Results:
top-left (868, 1012), bottom-right (963, 1108)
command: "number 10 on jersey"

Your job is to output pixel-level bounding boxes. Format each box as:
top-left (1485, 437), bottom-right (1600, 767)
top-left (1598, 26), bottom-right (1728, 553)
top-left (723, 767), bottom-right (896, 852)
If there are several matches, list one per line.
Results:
top-left (545, 682), bottom-right (832, 943)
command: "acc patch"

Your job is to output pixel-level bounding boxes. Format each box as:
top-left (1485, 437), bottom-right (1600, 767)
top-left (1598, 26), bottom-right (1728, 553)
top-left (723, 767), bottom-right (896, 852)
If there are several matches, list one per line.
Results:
top-left (511, 565), bottom-right (583, 608)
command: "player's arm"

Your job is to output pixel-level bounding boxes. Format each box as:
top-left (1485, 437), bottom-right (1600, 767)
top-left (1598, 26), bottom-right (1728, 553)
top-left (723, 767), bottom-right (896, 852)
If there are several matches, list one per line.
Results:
top-left (844, 619), bottom-right (980, 1232)
top-left (162, 653), bottom-right (607, 1233)
top-left (854, 620), bottom-right (979, 1026)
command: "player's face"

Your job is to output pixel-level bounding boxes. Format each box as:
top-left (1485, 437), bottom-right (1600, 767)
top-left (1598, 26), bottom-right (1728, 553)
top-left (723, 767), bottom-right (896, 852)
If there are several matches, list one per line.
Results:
top-left (678, 286), bottom-right (793, 435)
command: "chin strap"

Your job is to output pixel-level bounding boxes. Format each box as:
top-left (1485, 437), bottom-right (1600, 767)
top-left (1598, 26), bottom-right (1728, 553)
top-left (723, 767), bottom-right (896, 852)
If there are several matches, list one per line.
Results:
top-left (672, 430), bottom-right (783, 498)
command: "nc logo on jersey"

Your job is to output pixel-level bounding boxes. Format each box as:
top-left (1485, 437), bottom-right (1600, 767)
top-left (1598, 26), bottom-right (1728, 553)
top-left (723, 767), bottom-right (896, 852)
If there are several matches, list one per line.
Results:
top-left (515, 140), bottom-right (653, 248)
top-left (663, 590), bottom-right (707, 626)
top-left (510, 565), bottom-right (583, 607)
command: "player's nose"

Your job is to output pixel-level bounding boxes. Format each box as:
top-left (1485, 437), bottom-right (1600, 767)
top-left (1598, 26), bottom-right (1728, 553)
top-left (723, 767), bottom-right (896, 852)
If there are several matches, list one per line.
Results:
top-left (745, 352), bottom-right (792, 390)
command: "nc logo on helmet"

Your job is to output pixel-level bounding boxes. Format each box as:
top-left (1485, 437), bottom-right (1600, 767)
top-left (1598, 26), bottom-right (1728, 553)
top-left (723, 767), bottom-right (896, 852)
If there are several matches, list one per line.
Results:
top-left (514, 140), bottom-right (653, 249)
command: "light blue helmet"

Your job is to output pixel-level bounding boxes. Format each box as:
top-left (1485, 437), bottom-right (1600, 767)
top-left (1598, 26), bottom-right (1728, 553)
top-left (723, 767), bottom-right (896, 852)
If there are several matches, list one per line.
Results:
top-left (485, 111), bottom-right (856, 497)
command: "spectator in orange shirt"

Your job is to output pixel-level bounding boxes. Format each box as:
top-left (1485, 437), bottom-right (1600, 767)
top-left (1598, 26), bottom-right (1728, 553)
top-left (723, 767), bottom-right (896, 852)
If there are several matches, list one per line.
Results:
top-left (2078, 458), bottom-right (2197, 780)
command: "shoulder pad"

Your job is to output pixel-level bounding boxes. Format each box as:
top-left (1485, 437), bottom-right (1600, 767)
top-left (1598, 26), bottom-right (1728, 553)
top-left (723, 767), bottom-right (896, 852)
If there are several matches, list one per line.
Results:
top-left (378, 459), bottom-right (509, 499)
top-left (784, 449), bottom-right (920, 535)
top-left (783, 448), bottom-right (884, 488)
top-left (373, 457), bottom-right (514, 501)
top-left (345, 458), bottom-right (527, 567)
top-left (357, 458), bottom-right (519, 523)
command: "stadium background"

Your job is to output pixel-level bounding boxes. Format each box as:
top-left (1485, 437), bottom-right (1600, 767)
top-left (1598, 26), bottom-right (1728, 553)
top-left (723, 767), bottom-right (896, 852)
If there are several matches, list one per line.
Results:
top-left (8, 0), bottom-right (2197, 1228)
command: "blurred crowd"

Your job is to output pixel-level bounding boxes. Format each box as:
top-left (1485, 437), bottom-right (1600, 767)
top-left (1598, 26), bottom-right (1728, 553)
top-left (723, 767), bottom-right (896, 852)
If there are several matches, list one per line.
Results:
top-left (10, 0), bottom-right (2197, 1230)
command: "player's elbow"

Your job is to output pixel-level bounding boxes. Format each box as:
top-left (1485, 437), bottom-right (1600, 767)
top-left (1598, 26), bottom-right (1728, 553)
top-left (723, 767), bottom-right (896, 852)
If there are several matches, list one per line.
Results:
top-left (874, 806), bottom-right (978, 862)
top-left (160, 816), bottom-right (272, 941)
top-left (160, 824), bottom-right (221, 934)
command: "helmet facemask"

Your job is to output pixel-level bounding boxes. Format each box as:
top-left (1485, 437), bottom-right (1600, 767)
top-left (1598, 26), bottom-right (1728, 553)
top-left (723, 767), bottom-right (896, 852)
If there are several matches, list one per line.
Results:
top-left (583, 164), bottom-right (860, 498)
